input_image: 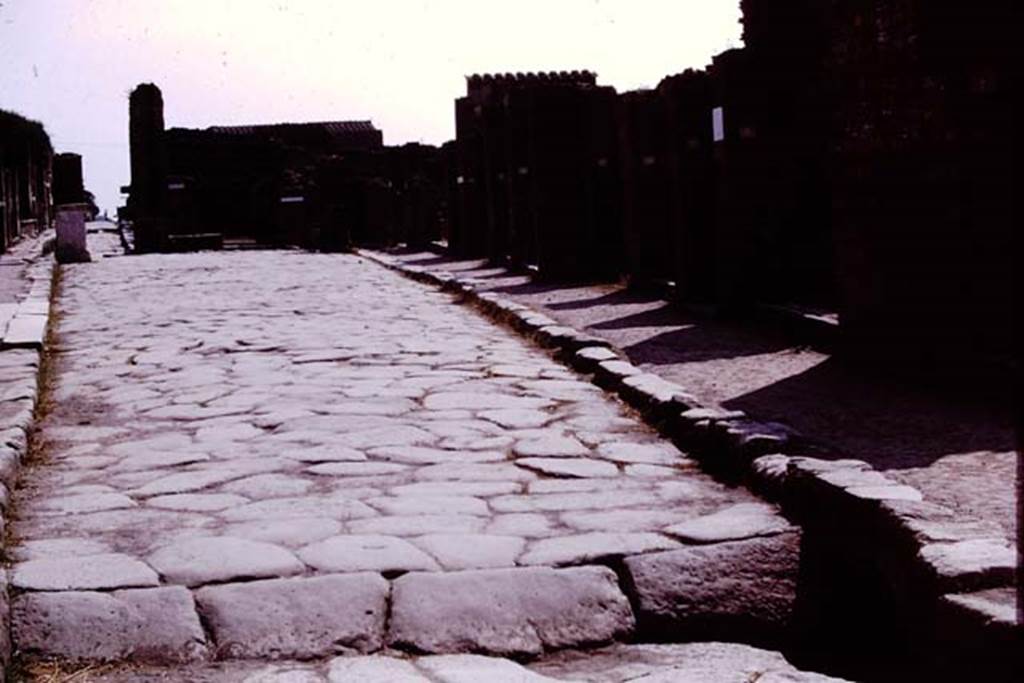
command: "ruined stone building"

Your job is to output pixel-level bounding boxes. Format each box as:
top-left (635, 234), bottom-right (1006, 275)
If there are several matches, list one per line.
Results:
top-left (125, 83), bottom-right (446, 253)
top-left (0, 110), bottom-right (53, 252)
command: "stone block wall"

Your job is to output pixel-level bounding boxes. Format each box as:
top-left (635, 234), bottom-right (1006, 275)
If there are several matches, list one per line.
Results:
top-left (0, 110), bottom-right (53, 253)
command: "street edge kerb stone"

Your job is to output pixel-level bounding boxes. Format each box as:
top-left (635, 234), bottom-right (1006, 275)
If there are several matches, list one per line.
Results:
top-left (357, 249), bottom-right (1019, 661)
top-left (0, 230), bottom-right (58, 679)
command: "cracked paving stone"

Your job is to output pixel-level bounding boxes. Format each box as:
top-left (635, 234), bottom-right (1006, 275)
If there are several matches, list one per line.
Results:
top-left (12, 553), bottom-right (160, 591)
top-left (388, 566), bottom-right (635, 656)
top-left (516, 457), bottom-right (619, 479)
top-left (196, 574), bottom-right (388, 659)
top-left (299, 534), bottom-right (440, 572)
top-left (147, 536), bottom-right (305, 587)
top-left (13, 586), bottom-right (207, 662)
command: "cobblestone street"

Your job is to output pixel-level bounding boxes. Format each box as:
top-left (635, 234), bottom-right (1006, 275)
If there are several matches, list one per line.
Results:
top-left (7, 238), bottom-right (825, 679)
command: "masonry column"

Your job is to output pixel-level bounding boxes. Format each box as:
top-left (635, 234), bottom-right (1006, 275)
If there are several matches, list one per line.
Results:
top-left (128, 83), bottom-right (168, 253)
top-left (52, 152), bottom-right (91, 263)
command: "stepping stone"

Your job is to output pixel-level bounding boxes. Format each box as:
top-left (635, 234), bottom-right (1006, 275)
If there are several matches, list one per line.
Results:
top-left (516, 457), bottom-right (619, 479)
top-left (148, 537), bottom-right (305, 587)
top-left (196, 574), bottom-right (388, 659)
top-left (299, 535), bottom-right (440, 573)
top-left (12, 553), bottom-right (160, 591)
top-left (13, 587), bottom-right (207, 662)
top-left (388, 566), bottom-right (634, 657)
top-left (663, 503), bottom-right (794, 544)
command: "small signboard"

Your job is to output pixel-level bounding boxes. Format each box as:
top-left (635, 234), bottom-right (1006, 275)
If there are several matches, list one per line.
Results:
top-left (280, 196), bottom-right (305, 204)
top-left (712, 107), bottom-right (725, 142)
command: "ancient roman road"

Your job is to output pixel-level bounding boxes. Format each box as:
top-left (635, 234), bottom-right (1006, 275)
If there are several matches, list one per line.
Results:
top-left (8, 240), bottom-right (827, 680)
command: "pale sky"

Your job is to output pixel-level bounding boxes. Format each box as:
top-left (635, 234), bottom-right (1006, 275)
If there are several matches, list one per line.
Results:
top-left (0, 1), bottom-right (743, 213)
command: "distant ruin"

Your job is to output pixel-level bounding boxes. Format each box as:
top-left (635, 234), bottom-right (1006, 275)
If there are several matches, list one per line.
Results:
top-left (122, 0), bottom-right (1012, 381)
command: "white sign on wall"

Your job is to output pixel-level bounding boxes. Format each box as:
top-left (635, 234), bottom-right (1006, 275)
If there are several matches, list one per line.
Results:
top-left (712, 106), bottom-right (725, 142)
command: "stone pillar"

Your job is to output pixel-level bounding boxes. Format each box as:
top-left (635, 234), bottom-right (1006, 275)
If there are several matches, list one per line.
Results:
top-left (128, 83), bottom-right (168, 253)
top-left (54, 204), bottom-right (91, 263)
top-left (618, 89), bottom-right (673, 287)
top-left (51, 153), bottom-right (91, 263)
top-left (52, 152), bottom-right (84, 205)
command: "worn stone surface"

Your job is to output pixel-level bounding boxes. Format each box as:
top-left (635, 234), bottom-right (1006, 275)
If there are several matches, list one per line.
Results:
top-left (529, 642), bottom-right (851, 682)
top-left (388, 566), bottom-right (635, 656)
top-left (10, 243), bottom-right (776, 666)
top-left (13, 587), bottom-right (207, 662)
top-left (147, 537), bottom-right (305, 587)
top-left (12, 553), bottom-right (159, 591)
top-left (61, 645), bottom-right (851, 682)
top-left (663, 503), bottom-right (794, 544)
top-left (195, 574), bottom-right (388, 659)
top-left (623, 531), bottom-right (801, 643)
top-left (918, 538), bottom-right (1016, 591)
top-left (298, 535), bottom-right (440, 573)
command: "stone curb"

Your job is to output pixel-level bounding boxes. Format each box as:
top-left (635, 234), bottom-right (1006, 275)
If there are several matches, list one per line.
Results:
top-left (0, 231), bottom-right (57, 677)
top-left (357, 249), bottom-right (1018, 653)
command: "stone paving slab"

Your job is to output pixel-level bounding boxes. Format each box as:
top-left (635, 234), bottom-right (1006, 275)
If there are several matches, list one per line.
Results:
top-left (378, 251), bottom-right (1015, 549)
top-left (31, 644), bottom-right (850, 682)
top-left (388, 566), bottom-right (635, 656)
top-left (10, 246), bottom-right (796, 666)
